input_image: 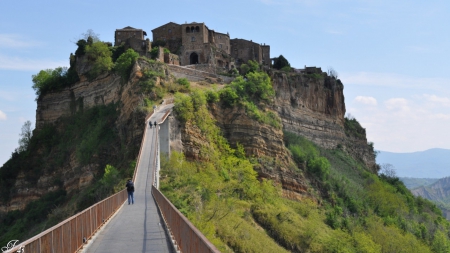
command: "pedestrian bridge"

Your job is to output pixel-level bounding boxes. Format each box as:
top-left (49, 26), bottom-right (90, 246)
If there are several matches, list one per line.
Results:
top-left (6, 104), bottom-right (220, 253)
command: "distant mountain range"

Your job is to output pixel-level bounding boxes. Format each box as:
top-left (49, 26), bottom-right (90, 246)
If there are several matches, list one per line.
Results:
top-left (376, 148), bottom-right (450, 178)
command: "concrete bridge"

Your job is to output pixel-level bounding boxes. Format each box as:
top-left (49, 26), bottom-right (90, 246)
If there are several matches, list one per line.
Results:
top-left (6, 104), bottom-right (220, 253)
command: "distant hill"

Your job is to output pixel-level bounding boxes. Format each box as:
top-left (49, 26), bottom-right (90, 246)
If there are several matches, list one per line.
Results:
top-left (399, 177), bottom-right (439, 189)
top-left (376, 148), bottom-right (450, 178)
top-left (410, 177), bottom-right (450, 219)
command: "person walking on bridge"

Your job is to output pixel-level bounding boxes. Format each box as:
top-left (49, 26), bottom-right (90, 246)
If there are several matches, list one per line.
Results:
top-left (126, 179), bottom-right (135, 205)
top-left (149, 121), bottom-right (152, 128)
top-left (154, 121), bottom-right (157, 128)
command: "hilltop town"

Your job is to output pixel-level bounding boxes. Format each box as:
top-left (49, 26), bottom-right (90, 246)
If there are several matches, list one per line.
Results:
top-left (114, 21), bottom-right (271, 71)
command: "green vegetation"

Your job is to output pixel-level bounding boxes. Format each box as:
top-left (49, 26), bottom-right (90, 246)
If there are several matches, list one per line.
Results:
top-left (272, 55), bottom-right (290, 70)
top-left (32, 66), bottom-right (79, 98)
top-left (218, 68), bottom-right (281, 128)
top-left (164, 90), bottom-right (450, 252)
top-left (0, 190), bottom-right (67, 246)
top-left (114, 48), bottom-right (139, 81)
top-left (84, 41), bottom-right (114, 80)
top-left (32, 37), bottom-right (139, 98)
top-left (239, 60), bottom-right (260, 75)
top-left (344, 115), bottom-right (366, 139)
top-left (0, 103), bottom-right (137, 245)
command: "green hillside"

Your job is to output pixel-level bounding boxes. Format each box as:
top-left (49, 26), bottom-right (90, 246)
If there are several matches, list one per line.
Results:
top-left (1, 39), bottom-right (450, 252)
top-left (160, 70), bottom-right (450, 252)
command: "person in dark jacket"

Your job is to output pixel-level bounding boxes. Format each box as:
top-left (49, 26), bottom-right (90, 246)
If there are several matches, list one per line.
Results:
top-left (149, 121), bottom-right (152, 128)
top-left (126, 179), bottom-right (135, 205)
top-left (154, 121), bottom-right (157, 128)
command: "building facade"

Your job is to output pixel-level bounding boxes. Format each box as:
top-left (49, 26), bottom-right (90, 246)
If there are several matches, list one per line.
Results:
top-left (114, 26), bottom-right (151, 55)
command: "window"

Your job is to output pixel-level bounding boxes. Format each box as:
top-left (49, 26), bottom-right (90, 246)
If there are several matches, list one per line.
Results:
top-left (219, 35), bottom-right (221, 39)
top-left (168, 29), bottom-right (172, 33)
top-left (118, 32), bottom-right (121, 35)
top-left (191, 37), bottom-right (196, 42)
top-left (219, 44), bottom-right (222, 49)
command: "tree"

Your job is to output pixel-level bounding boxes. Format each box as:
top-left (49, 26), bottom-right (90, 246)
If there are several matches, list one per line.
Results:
top-left (327, 67), bottom-right (339, 79)
top-left (17, 121), bottom-right (32, 153)
top-left (85, 41), bottom-right (114, 79)
top-left (379, 163), bottom-right (396, 178)
top-left (272, 55), bottom-right (290, 70)
top-left (82, 29), bottom-right (100, 43)
top-left (114, 48), bottom-right (139, 81)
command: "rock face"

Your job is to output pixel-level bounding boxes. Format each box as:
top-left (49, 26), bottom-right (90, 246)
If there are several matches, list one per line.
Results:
top-left (271, 71), bottom-right (346, 148)
top-left (1, 59), bottom-right (165, 212)
top-left (3, 59), bottom-right (375, 211)
top-left (178, 69), bottom-right (375, 200)
top-left (270, 70), bottom-right (375, 171)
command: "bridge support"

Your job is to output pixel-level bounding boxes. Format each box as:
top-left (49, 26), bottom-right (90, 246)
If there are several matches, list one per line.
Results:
top-left (159, 114), bottom-right (170, 157)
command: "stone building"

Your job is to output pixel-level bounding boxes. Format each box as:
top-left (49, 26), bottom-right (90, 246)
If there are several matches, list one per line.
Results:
top-left (114, 26), bottom-right (151, 55)
top-left (119, 22), bottom-right (271, 68)
top-left (231, 39), bottom-right (270, 66)
top-left (151, 22), bottom-right (183, 54)
top-left (152, 22), bottom-right (233, 67)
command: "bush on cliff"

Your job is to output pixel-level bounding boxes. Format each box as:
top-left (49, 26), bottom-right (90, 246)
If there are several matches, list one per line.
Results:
top-left (32, 66), bottom-right (79, 98)
top-left (272, 54), bottom-right (290, 70)
top-left (114, 48), bottom-right (139, 81)
top-left (84, 41), bottom-right (114, 80)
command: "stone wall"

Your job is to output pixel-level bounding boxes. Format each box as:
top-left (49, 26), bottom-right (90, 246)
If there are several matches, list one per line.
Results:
top-left (164, 52), bottom-right (180, 65)
top-left (212, 31), bottom-right (230, 54)
top-left (168, 65), bottom-right (233, 83)
top-left (151, 22), bottom-right (182, 53)
top-left (261, 45), bottom-right (270, 66)
top-left (231, 39), bottom-right (263, 64)
top-left (115, 27), bottom-right (145, 46)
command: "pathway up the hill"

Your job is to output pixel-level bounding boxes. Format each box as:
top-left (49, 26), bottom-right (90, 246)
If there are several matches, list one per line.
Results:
top-left (82, 104), bottom-right (175, 253)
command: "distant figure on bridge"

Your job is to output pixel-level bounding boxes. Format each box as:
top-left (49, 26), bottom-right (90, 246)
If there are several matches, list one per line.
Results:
top-left (149, 121), bottom-right (152, 128)
top-left (126, 179), bottom-right (135, 205)
top-left (154, 121), bottom-right (157, 128)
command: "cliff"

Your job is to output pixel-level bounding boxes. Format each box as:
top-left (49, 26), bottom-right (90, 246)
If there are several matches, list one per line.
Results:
top-left (175, 68), bottom-right (375, 200)
top-left (1, 58), bottom-right (375, 212)
top-left (0, 59), bottom-right (168, 212)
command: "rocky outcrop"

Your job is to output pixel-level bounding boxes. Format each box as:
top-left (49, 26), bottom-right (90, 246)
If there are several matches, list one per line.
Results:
top-left (270, 70), bottom-right (375, 170)
top-left (1, 59), bottom-right (167, 212)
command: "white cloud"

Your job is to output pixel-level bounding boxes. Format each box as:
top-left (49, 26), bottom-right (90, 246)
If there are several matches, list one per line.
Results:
top-left (0, 54), bottom-right (67, 71)
top-left (354, 96), bottom-right (377, 106)
top-left (384, 98), bottom-right (409, 111)
top-left (423, 94), bottom-right (450, 107)
top-left (0, 110), bottom-right (6, 120)
top-left (0, 34), bottom-right (40, 48)
top-left (429, 113), bottom-right (450, 120)
top-left (341, 72), bottom-right (449, 92)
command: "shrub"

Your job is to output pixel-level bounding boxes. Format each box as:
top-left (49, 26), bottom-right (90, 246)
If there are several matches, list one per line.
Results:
top-left (219, 87), bottom-right (239, 107)
top-left (114, 48), bottom-right (139, 81)
top-left (272, 55), bottom-right (290, 70)
top-left (84, 41), bottom-right (114, 80)
top-left (205, 90), bottom-right (219, 103)
top-left (308, 156), bottom-right (330, 180)
top-left (32, 67), bottom-right (79, 97)
top-left (176, 78), bottom-right (190, 88)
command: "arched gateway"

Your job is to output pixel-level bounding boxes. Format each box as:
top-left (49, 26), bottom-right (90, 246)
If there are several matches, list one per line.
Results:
top-left (190, 52), bottom-right (199, 64)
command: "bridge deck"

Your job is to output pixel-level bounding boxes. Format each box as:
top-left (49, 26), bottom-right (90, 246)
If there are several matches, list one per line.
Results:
top-left (82, 104), bottom-right (174, 253)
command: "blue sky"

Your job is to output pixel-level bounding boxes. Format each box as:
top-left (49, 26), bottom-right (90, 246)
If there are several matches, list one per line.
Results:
top-left (1, 0), bottom-right (449, 166)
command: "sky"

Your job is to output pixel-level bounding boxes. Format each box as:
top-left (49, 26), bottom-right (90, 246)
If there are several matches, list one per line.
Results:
top-left (0, 0), bottom-right (449, 167)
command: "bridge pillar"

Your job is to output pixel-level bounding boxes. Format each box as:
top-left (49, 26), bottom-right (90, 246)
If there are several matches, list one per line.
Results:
top-left (159, 114), bottom-right (170, 157)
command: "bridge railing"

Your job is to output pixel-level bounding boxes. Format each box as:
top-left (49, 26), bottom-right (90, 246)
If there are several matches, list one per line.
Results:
top-left (6, 190), bottom-right (127, 253)
top-left (152, 186), bottom-right (220, 253)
